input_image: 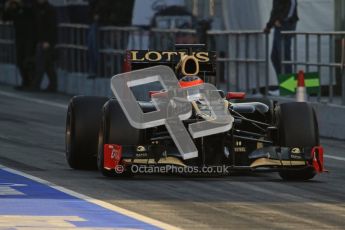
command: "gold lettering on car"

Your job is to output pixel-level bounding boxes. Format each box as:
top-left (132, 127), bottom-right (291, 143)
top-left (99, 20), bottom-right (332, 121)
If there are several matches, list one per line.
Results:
top-left (178, 52), bottom-right (187, 60)
top-left (234, 147), bottom-right (246, 152)
top-left (162, 51), bottom-right (178, 61)
top-left (131, 51), bottom-right (145, 61)
top-left (195, 52), bottom-right (210, 62)
top-left (130, 51), bottom-right (210, 62)
top-left (176, 55), bottom-right (200, 76)
top-left (145, 51), bottom-right (162, 61)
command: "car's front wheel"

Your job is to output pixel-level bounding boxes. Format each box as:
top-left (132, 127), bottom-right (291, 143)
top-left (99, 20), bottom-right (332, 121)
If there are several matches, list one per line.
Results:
top-left (275, 102), bottom-right (319, 181)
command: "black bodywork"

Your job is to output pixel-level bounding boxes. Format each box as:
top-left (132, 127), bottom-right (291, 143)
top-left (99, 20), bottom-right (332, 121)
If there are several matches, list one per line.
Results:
top-left (117, 44), bottom-right (316, 172)
top-left (66, 44), bottom-right (323, 180)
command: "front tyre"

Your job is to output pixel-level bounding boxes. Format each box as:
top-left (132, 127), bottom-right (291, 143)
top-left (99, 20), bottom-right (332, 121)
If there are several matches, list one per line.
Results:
top-left (279, 168), bottom-right (316, 181)
top-left (276, 102), bottom-right (319, 181)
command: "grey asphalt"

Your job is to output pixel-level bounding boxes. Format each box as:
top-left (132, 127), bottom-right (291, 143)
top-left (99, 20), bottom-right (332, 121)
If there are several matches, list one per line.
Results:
top-left (0, 84), bottom-right (345, 229)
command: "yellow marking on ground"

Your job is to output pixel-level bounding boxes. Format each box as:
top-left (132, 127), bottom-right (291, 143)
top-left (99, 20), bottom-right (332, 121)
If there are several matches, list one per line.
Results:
top-left (0, 165), bottom-right (181, 230)
top-left (0, 216), bottom-right (138, 229)
top-left (0, 216), bottom-right (85, 228)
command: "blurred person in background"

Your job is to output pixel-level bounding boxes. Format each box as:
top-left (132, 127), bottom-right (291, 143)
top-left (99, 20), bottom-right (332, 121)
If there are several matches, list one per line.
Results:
top-left (264, 0), bottom-right (298, 94)
top-left (86, 0), bottom-right (102, 79)
top-left (2, 0), bottom-right (35, 90)
top-left (30, 0), bottom-right (57, 92)
top-left (0, 0), bottom-right (5, 20)
top-left (150, 5), bottom-right (196, 48)
top-left (87, 0), bottom-right (134, 78)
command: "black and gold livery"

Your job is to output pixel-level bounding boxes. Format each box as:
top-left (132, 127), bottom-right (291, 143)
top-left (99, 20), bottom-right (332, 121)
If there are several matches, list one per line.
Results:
top-left (126, 44), bottom-right (216, 82)
top-left (65, 44), bottom-right (325, 181)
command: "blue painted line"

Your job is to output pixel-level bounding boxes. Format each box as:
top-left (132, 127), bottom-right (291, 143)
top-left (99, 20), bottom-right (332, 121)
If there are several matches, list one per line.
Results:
top-left (0, 169), bottom-right (161, 229)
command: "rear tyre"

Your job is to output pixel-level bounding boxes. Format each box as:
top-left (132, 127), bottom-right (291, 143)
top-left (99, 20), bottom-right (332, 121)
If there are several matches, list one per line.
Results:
top-left (66, 96), bottom-right (109, 169)
top-left (97, 99), bottom-right (143, 177)
top-left (276, 102), bottom-right (319, 181)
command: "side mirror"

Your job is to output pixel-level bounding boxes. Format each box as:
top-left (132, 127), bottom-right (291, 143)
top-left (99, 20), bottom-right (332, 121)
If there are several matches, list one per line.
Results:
top-left (226, 92), bottom-right (246, 100)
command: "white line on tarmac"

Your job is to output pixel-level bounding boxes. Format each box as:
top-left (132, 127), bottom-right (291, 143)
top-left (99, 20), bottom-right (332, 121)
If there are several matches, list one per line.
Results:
top-left (324, 155), bottom-right (345, 161)
top-left (0, 91), bottom-right (68, 109)
top-left (0, 164), bottom-right (180, 230)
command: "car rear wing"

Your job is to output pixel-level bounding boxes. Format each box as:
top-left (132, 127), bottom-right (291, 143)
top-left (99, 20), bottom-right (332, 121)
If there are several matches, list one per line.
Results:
top-left (123, 45), bottom-right (217, 83)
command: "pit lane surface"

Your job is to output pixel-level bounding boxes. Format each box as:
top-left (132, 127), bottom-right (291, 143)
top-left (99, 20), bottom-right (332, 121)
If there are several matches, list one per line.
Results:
top-left (0, 85), bottom-right (345, 229)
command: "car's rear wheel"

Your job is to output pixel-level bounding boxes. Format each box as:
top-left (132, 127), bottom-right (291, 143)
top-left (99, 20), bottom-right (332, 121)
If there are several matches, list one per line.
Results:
top-left (97, 99), bottom-right (143, 177)
top-left (66, 96), bottom-right (108, 169)
top-left (276, 102), bottom-right (319, 181)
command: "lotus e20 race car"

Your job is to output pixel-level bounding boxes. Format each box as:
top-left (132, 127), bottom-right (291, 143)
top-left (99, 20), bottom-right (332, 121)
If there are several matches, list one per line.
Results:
top-left (65, 44), bottom-right (325, 180)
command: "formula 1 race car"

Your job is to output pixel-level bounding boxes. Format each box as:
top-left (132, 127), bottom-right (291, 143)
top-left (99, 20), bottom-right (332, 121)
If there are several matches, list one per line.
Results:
top-left (65, 44), bottom-right (325, 180)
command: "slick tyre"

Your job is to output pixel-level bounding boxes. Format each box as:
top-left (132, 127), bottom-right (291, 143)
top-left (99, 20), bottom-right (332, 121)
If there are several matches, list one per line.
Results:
top-left (66, 96), bottom-right (108, 170)
top-left (279, 168), bottom-right (316, 181)
top-left (97, 99), bottom-right (143, 177)
top-left (276, 102), bottom-right (319, 148)
top-left (276, 102), bottom-right (319, 181)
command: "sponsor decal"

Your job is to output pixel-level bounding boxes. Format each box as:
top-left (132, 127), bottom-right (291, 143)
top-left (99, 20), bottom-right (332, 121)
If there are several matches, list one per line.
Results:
top-left (234, 147), bottom-right (246, 153)
top-left (291, 148), bottom-right (301, 154)
top-left (290, 148), bottom-right (303, 159)
top-left (136, 146), bottom-right (146, 152)
top-left (234, 141), bottom-right (246, 152)
top-left (103, 144), bottom-right (122, 170)
top-left (135, 153), bottom-right (148, 158)
top-left (290, 154), bottom-right (302, 160)
top-left (130, 50), bottom-right (210, 62)
top-left (135, 146), bottom-right (148, 158)
top-left (176, 55), bottom-right (200, 76)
